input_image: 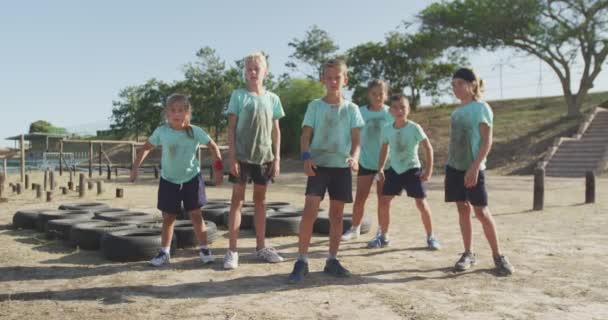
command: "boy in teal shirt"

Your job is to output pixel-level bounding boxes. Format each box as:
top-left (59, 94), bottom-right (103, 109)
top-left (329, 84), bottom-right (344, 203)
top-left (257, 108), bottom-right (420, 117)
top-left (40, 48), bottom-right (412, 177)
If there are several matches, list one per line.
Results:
top-left (288, 58), bottom-right (365, 283)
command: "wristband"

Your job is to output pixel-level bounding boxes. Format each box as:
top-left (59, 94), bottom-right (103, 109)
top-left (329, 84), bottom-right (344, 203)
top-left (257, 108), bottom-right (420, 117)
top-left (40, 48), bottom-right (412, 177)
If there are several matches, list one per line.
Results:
top-left (301, 151), bottom-right (312, 161)
top-left (214, 159), bottom-right (224, 170)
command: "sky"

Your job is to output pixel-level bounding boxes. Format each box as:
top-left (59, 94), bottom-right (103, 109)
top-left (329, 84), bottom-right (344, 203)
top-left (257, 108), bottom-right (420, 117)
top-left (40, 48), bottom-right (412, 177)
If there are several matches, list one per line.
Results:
top-left (1, 0), bottom-right (607, 148)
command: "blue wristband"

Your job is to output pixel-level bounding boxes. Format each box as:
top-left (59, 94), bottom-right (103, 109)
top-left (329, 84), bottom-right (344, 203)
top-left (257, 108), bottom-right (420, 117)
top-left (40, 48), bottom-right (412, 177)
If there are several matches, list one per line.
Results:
top-left (301, 151), bottom-right (312, 161)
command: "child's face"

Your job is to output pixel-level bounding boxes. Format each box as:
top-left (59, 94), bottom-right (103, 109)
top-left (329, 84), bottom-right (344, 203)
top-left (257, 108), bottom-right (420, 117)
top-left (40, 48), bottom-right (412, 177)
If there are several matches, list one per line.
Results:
top-left (368, 85), bottom-right (387, 107)
top-left (321, 66), bottom-right (348, 94)
top-left (245, 59), bottom-right (267, 86)
top-left (389, 100), bottom-right (409, 119)
top-left (166, 102), bottom-right (189, 128)
top-left (451, 78), bottom-right (474, 101)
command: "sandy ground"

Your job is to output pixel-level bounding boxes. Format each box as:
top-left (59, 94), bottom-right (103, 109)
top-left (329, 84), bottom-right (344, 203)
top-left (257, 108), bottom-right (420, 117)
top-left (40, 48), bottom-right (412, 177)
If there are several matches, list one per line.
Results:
top-left (0, 165), bottom-right (606, 320)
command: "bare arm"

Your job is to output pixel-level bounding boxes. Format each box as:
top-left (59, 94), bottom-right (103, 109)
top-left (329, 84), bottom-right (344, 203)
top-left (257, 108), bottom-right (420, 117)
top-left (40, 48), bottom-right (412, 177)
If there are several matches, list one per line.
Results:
top-left (300, 126), bottom-right (316, 176)
top-left (130, 142), bottom-right (154, 182)
top-left (420, 138), bottom-right (434, 181)
top-left (377, 143), bottom-right (389, 172)
top-left (347, 127), bottom-right (361, 171)
top-left (464, 123), bottom-right (492, 188)
top-left (270, 119), bottom-right (281, 178)
top-left (206, 139), bottom-right (223, 185)
top-left (227, 114), bottom-right (239, 176)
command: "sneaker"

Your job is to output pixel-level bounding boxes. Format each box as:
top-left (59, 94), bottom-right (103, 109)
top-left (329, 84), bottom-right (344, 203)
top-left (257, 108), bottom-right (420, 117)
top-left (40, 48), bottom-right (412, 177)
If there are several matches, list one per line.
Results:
top-left (494, 255), bottom-right (515, 276)
top-left (427, 236), bottom-right (441, 251)
top-left (341, 227), bottom-right (360, 241)
top-left (199, 248), bottom-right (215, 264)
top-left (287, 260), bottom-right (309, 284)
top-left (367, 232), bottom-right (390, 248)
top-left (223, 250), bottom-right (239, 269)
top-left (454, 252), bottom-right (476, 271)
top-left (323, 259), bottom-right (352, 277)
top-left (256, 247), bottom-right (284, 263)
top-left (149, 250), bottom-right (170, 267)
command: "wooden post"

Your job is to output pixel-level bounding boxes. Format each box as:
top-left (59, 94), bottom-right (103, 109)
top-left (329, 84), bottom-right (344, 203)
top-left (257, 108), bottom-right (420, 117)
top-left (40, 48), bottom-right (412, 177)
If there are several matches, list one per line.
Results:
top-left (154, 165), bottom-right (159, 179)
top-left (61, 186), bottom-right (68, 195)
top-left (16, 183), bottom-right (22, 195)
top-left (46, 191), bottom-right (52, 202)
top-left (98, 143), bottom-right (103, 176)
top-left (79, 173), bottom-right (85, 198)
top-left (0, 173), bottom-right (4, 199)
top-left (36, 184), bottom-right (42, 199)
top-left (59, 141), bottom-right (64, 176)
top-left (87, 180), bottom-right (94, 190)
top-left (50, 170), bottom-right (56, 190)
top-left (130, 143), bottom-right (136, 171)
top-left (2, 158), bottom-right (7, 178)
top-left (97, 180), bottom-right (104, 195)
top-left (116, 188), bottom-right (124, 198)
top-left (31, 183), bottom-right (37, 193)
top-left (115, 167), bottom-right (119, 177)
top-left (25, 174), bottom-right (30, 190)
top-left (585, 171), bottom-right (595, 204)
top-left (43, 169), bottom-right (48, 191)
top-left (89, 141), bottom-right (93, 178)
top-left (107, 164), bottom-right (112, 180)
top-left (533, 168), bottom-right (544, 211)
top-left (20, 134), bottom-right (25, 183)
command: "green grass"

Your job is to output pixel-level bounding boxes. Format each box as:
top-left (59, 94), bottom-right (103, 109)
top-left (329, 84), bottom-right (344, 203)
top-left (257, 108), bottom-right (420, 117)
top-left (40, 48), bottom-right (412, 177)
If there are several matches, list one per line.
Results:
top-left (409, 91), bottom-right (608, 175)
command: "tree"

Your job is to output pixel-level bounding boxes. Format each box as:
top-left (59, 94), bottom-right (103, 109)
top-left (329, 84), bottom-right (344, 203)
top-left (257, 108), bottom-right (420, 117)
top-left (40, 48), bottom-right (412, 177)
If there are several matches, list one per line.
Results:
top-left (419, 0), bottom-right (608, 116)
top-left (29, 120), bottom-right (67, 134)
top-left (286, 25), bottom-right (340, 79)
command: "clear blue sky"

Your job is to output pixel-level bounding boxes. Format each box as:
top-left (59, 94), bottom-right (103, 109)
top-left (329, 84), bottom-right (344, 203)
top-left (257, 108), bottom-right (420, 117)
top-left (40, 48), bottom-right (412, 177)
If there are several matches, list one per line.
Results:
top-left (1, 0), bottom-right (607, 147)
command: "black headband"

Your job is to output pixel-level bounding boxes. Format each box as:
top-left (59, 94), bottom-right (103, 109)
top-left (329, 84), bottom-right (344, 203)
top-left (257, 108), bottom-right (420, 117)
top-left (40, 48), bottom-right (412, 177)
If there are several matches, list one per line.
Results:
top-left (452, 68), bottom-right (477, 82)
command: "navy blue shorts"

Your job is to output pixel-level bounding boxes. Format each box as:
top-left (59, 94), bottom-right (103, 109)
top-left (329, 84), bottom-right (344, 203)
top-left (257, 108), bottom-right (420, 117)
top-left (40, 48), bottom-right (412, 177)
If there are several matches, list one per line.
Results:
top-left (357, 165), bottom-right (378, 176)
top-left (228, 161), bottom-right (272, 186)
top-left (157, 173), bottom-right (207, 214)
top-left (382, 168), bottom-right (426, 199)
top-left (305, 167), bottom-right (353, 203)
top-left (444, 165), bottom-right (488, 207)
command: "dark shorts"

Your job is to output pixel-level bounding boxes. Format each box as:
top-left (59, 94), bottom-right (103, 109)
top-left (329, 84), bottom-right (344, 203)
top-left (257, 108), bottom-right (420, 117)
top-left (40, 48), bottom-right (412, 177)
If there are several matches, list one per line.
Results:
top-left (357, 165), bottom-right (378, 176)
top-left (305, 167), bottom-right (353, 203)
top-left (157, 173), bottom-right (207, 214)
top-left (228, 161), bottom-right (272, 186)
top-left (444, 165), bottom-right (488, 207)
top-left (382, 168), bottom-right (426, 199)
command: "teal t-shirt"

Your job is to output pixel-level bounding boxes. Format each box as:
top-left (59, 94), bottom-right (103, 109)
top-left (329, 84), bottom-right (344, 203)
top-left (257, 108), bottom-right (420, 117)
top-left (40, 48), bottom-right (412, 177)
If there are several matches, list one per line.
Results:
top-left (227, 88), bottom-right (285, 164)
top-left (302, 99), bottom-right (365, 168)
top-left (359, 105), bottom-right (393, 170)
top-left (447, 100), bottom-right (494, 171)
top-left (148, 124), bottom-right (211, 184)
top-left (381, 120), bottom-right (428, 174)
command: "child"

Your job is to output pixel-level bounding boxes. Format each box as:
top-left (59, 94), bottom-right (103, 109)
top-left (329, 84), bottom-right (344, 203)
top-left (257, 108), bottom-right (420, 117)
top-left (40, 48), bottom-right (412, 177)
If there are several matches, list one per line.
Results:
top-left (130, 93), bottom-right (224, 267)
top-left (341, 80), bottom-right (392, 242)
top-left (288, 58), bottom-right (365, 284)
top-left (224, 52), bottom-right (285, 269)
top-left (447, 67), bottom-right (514, 276)
top-left (374, 95), bottom-right (440, 250)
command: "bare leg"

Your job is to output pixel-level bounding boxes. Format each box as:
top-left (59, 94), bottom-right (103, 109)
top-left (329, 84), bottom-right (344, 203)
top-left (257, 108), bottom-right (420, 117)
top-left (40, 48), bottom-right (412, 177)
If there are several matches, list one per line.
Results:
top-left (351, 175), bottom-right (374, 227)
top-left (161, 212), bottom-right (177, 248)
top-left (457, 201), bottom-right (473, 252)
top-left (253, 184), bottom-right (268, 250)
top-left (473, 206), bottom-right (501, 257)
top-left (328, 200), bottom-right (345, 256)
top-left (415, 198), bottom-right (434, 237)
top-left (189, 209), bottom-right (207, 246)
top-left (298, 195), bottom-right (321, 255)
top-left (228, 183), bottom-right (246, 252)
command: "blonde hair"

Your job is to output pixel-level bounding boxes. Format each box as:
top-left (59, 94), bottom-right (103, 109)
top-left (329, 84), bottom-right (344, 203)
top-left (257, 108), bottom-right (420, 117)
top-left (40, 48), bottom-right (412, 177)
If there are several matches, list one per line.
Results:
top-left (164, 93), bottom-right (194, 138)
top-left (243, 52), bottom-right (268, 81)
top-left (453, 67), bottom-right (485, 100)
top-left (321, 57), bottom-right (348, 79)
top-left (367, 79), bottom-right (388, 94)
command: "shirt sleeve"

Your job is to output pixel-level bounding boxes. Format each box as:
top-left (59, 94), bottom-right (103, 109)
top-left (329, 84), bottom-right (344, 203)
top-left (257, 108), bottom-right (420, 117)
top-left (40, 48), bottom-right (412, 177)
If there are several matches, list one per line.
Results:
top-left (381, 125), bottom-right (389, 144)
top-left (148, 127), bottom-right (162, 146)
top-left (272, 95), bottom-right (286, 120)
top-left (226, 90), bottom-right (241, 116)
top-left (195, 127), bottom-right (211, 145)
top-left (416, 124), bottom-right (428, 143)
top-left (350, 105), bottom-right (365, 129)
top-left (477, 102), bottom-right (494, 127)
top-left (302, 101), bottom-right (316, 128)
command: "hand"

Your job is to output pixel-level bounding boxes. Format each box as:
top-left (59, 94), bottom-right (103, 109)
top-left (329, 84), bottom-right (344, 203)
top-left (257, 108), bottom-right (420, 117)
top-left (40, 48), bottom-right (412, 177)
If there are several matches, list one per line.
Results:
top-left (420, 169), bottom-right (432, 182)
top-left (270, 158), bottom-right (280, 179)
top-left (346, 157), bottom-right (359, 172)
top-left (129, 168), bottom-right (138, 182)
top-left (376, 171), bottom-right (385, 185)
top-left (304, 159), bottom-right (317, 177)
top-left (213, 168), bottom-right (223, 186)
top-left (464, 165), bottom-right (480, 188)
top-left (230, 158), bottom-right (240, 177)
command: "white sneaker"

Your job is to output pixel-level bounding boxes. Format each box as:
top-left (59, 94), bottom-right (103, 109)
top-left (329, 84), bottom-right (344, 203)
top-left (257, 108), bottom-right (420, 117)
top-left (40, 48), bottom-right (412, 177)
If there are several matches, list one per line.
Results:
top-left (200, 248), bottom-right (215, 264)
top-left (256, 247), bottom-right (284, 263)
top-left (149, 250), bottom-right (170, 267)
top-left (341, 226), bottom-right (360, 241)
top-left (223, 250), bottom-right (239, 269)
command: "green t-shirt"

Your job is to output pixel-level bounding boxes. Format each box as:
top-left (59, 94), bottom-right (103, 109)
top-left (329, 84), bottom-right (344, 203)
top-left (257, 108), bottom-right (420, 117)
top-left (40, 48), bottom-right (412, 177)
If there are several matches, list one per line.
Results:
top-left (359, 105), bottom-right (393, 170)
top-left (148, 124), bottom-right (211, 184)
top-left (381, 120), bottom-right (428, 174)
top-left (227, 88), bottom-right (285, 164)
top-left (447, 100), bottom-right (493, 171)
top-left (302, 99), bottom-right (365, 168)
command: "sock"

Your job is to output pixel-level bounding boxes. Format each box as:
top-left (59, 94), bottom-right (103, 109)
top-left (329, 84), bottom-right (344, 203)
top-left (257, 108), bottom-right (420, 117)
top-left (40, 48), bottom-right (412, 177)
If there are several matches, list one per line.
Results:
top-left (327, 253), bottom-right (337, 261)
top-left (161, 247), bottom-right (170, 255)
top-left (199, 245), bottom-right (209, 252)
top-left (352, 225), bottom-right (361, 232)
top-left (298, 254), bottom-right (308, 263)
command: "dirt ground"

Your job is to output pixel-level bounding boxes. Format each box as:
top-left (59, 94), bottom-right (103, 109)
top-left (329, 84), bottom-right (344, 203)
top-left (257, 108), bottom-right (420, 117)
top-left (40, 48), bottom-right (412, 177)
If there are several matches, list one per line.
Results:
top-left (0, 164), bottom-right (606, 320)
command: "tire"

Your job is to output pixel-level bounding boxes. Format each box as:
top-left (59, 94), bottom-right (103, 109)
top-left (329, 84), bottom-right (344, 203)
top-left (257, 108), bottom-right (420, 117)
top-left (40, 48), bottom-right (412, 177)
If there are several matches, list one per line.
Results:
top-left (36, 210), bottom-right (93, 232)
top-left (46, 218), bottom-right (94, 240)
top-left (262, 211), bottom-right (303, 237)
top-left (173, 220), bottom-right (219, 248)
top-left (206, 198), bottom-right (231, 205)
top-left (312, 212), bottom-right (371, 235)
top-left (58, 202), bottom-right (110, 212)
top-left (94, 211), bottom-right (153, 222)
top-left (222, 207), bottom-right (277, 230)
top-left (70, 221), bottom-right (137, 250)
top-left (93, 208), bottom-right (129, 215)
top-left (265, 202), bottom-right (294, 210)
top-left (201, 205), bottom-right (229, 226)
top-left (12, 209), bottom-right (45, 229)
top-left (100, 229), bottom-right (177, 262)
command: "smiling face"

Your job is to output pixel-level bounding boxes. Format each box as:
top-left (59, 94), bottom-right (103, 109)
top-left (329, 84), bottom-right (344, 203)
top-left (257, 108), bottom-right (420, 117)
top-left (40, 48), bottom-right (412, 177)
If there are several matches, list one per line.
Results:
top-left (368, 84), bottom-right (387, 108)
top-left (245, 58), bottom-right (267, 87)
top-left (321, 65), bottom-right (348, 95)
top-left (166, 101), bottom-right (190, 129)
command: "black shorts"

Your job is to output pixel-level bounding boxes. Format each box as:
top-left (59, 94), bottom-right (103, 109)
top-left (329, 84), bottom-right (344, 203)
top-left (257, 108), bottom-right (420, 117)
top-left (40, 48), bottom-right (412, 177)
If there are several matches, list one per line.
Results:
top-left (444, 165), bottom-right (488, 207)
top-left (382, 168), bottom-right (426, 199)
top-left (305, 167), bottom-right (353, 203)
top-left (228, 161), bottom-right (272, 186)
top-left (157, 173), bottom-right (207, 214)
top-left (357, 165), bottom-right (378, 176)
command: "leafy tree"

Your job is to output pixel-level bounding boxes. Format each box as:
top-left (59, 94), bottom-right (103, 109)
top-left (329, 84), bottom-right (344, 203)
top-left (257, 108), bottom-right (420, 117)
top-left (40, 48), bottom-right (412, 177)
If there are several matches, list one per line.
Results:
top-left (286, 25), bottom-right (340, 79)
top-left (29, 120), bottom-right (67, 134)
top-left (419, 0), bottom-right (608, 116)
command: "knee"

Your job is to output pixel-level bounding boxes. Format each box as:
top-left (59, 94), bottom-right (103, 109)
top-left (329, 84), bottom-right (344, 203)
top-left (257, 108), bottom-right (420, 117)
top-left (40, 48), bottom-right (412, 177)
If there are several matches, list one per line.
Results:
top-left (163, 213), bottom-right (177, 223)
top-left (253, 193), bottom-right (266, 204)
top-left (474, 207), bottom-right (489, 221)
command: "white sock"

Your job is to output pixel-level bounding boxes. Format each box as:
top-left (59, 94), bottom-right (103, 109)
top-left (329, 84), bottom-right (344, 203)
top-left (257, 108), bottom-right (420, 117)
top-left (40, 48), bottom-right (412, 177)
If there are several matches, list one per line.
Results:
top-left (161, 247), bottom-right (170, 255)
top-left (199, 245), bottom-right (209, 251)
top-left (327, 253), bottom-right (337, 261)
top-left (298, 254), bottom-right (308, 263)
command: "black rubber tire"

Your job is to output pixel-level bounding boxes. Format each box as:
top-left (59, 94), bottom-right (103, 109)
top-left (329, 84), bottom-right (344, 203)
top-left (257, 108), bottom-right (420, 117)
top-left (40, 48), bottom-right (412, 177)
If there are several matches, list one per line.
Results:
top-left (45, 218), bottom-right (94, 240)
top-left (58, 202), bottom-right (110, 212)
top-left (100, 229), bottom-right (177, 262)
top-left (70, 221), bottom-right (137, 250)
top-left (94, 211), bottom-right (153, 222)
top-left (92, 208), bottom-right (129, 215)
top-left (201, 205), bottom-right (229, 226)
top-left (312, 211), bottom-right (371, 235)
top-left (222, 207), bottom-right (278, 230)
top-left (206, 198), bottom-right (231, 205)
top-left (12, 209), bottom-right (45, 229)
top-left (173, 220), bottom-right (219, 248)
top-left (122, 219), bottom-right (163, 229)
top-left (262, 211), bottom-right (303, 237)
top-left (265, 202), bottom-right (294, 210)
top-left (36, 210), bottom-right (93, 232)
